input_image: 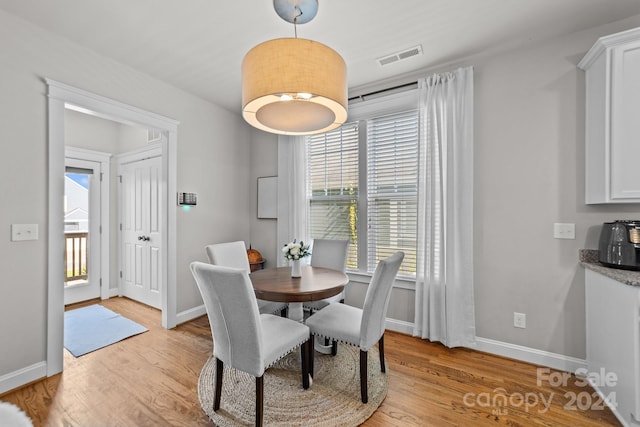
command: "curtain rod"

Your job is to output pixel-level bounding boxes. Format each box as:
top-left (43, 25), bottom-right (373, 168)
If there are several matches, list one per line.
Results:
top-left (348, 81), bottom-right (418, 103)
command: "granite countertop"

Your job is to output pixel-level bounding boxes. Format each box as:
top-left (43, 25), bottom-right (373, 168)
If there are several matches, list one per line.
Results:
top-left (580, 249), bottom-right (640, 286)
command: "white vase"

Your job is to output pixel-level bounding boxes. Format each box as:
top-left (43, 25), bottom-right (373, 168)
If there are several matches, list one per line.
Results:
top-left (291, 259), bottom-right (301, 277)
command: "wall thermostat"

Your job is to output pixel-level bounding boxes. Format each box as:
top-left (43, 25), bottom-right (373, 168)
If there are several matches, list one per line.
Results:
top-left (177, 192), bottom-right (197, 206)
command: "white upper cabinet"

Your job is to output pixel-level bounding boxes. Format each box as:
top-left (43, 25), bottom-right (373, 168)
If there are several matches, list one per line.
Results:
top-left (579, 27), bottom-right (640, 204)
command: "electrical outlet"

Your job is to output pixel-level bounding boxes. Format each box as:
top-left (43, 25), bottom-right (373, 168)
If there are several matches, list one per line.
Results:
top-left (514, 312), bottom-right (526, 329)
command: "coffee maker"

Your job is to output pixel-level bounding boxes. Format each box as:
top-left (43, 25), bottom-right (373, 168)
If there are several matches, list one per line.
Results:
top-left (598, 220), bottom-right (640, 271)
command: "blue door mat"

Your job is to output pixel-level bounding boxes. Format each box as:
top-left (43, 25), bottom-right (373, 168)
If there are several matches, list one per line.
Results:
top-left (64, 304), bottom-right (148, 357)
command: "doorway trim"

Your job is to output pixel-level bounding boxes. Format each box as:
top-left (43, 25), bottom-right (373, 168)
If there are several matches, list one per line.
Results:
top-left (46, 79), bottom-right (179, 376)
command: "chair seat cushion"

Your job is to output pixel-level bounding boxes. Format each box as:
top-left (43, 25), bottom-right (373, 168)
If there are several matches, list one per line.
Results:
top-left (260, 314), bottom-right (309, 369)
top-left (305, 302), bottom-right (362, 348)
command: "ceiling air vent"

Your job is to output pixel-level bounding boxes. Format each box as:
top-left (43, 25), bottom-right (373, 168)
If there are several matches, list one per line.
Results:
top-left (377, 45), bottom-right (423, 67)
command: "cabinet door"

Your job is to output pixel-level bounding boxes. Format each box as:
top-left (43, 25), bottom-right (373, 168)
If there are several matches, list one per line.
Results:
top-left (610, 39), bottom-right (640, 201)
top-left (585, 269), bottom-right (640, 425)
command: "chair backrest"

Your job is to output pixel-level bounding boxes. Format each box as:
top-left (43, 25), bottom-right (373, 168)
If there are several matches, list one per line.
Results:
top-left (205, 241), bottom-right (250, 273)
top-left (190, 261), bottom-right (265, 376)
top-left (310, 239), bottom-right (349, 272)
top-left (360, 252), bottom-right (405, 350)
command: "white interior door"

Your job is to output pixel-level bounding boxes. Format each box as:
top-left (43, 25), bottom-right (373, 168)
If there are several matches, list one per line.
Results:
top-left (64, 157), bottom-right (101, 305)
top-left (120, 155), bottom-right (163, 309)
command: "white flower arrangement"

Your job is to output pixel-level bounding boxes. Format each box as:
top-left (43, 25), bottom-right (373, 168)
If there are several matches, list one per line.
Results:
top-left (281, 239), bottom-right (311, 260)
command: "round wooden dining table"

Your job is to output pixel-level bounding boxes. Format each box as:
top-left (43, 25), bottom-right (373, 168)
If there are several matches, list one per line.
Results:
top-left (250, 265), bottom-right (348, 322)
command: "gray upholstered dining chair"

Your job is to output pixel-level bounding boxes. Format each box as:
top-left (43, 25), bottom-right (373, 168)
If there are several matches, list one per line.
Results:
top-left (303, 239), bottom-right (349, 353)
top-left (205, 241), bottom-right (288, 317)
top-left (190, 262), bottom-right (311, 427)
top-left (305, 251), bottom-right (404, 404)
top-left (304, 239), bottom-right (349, 312)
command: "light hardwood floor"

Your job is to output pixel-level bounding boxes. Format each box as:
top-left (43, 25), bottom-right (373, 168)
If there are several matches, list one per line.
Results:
top-left (1, 297), bottom-right (620, 426)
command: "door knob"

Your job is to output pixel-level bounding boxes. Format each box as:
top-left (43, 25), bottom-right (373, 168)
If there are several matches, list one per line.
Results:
top-left (138, 235), bottom-right (150, 241)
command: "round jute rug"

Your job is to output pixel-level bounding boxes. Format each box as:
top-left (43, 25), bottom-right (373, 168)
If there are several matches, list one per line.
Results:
top-left (198, 343), bottom-right (388, 426)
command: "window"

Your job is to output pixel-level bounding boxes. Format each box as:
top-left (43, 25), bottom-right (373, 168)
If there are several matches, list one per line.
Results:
top-left (306, 97), bottom-right (418, 278)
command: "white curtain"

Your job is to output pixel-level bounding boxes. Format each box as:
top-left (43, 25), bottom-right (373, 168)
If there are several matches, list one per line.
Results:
top-left (413, 66), bottom-right (475, 347)
top-left (276, 135), bottom-right (308, 267)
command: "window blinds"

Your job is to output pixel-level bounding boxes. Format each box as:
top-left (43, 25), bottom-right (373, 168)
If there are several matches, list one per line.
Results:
top-left (367, 110), bottom-right (418, 276)
top-left (306, 123), bottom-right (359, 269)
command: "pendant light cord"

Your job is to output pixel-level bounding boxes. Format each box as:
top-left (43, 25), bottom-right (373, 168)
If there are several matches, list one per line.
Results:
top-left (293, 6), bottom-right (302, 38)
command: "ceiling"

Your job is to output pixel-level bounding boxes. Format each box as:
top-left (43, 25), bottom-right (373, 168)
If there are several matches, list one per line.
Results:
top-left (1, 0), bottom-right (639, 114)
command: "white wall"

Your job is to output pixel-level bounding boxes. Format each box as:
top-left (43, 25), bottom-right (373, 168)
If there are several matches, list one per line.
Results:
top-left (249, 130), bottom-right (279, 267)
top-left (0, 9), bottom-right (250, 383)
top-left (473, 15), bottom-right (640, 359)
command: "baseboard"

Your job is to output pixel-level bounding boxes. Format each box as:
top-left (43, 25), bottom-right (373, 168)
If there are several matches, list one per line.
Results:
top-left (474, 336), bottom-right (587, 373)
top-left (588, 378), bottom-right (630, 427)
top-left (385, 318), bottom-right (415, 335)
top-left (383, 320), bottom-right (587, 374)
top-left (0, 362), bottom-right (46, 395)
top-left (176, 304), bottom-right (206, 325)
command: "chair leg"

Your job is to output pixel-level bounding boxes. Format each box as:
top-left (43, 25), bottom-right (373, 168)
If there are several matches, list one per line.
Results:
top-left (214, 357), bottom-right (224, 411)
top-left (256, 375), bottom-right (264, 427)
top-left (324, 337), bottom-right (338, 356)
top-left (333, 299), bottom-right (344, 354)
top-left (378, 334), bottom-right (386, 373)
top-left (309, 335), bottom-right (315, 378)
top-left (301, 340), bottom-right (310, 389)
top-left (360, 350), bottom-right (368, 403)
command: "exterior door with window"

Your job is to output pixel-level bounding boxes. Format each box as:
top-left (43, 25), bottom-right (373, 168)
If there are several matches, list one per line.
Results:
top-left (119, 155), bottom-right (163, 309)
top-left (64, 158), bottom-right (101, 305)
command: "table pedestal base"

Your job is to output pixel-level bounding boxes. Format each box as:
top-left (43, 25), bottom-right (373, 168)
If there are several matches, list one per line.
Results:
top-left (289, 302), bottom-right (304, 322)
top-left (288, 303), bottom-right (334, 354)
top-left (314, 340), bottom-right (333, 354)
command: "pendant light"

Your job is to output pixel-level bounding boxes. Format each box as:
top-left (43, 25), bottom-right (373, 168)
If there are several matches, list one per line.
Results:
top-left (242, 0), bottom-right (347, 135)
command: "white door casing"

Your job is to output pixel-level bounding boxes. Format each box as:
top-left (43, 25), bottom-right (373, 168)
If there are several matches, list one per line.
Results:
top-left (47, 79), bottom-right (179, 377)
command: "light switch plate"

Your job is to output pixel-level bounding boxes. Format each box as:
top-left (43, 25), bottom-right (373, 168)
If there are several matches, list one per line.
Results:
top-left (12, 224), bottom-right (39, 241)
top-left (553, 223), bottom-right (575, 239)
